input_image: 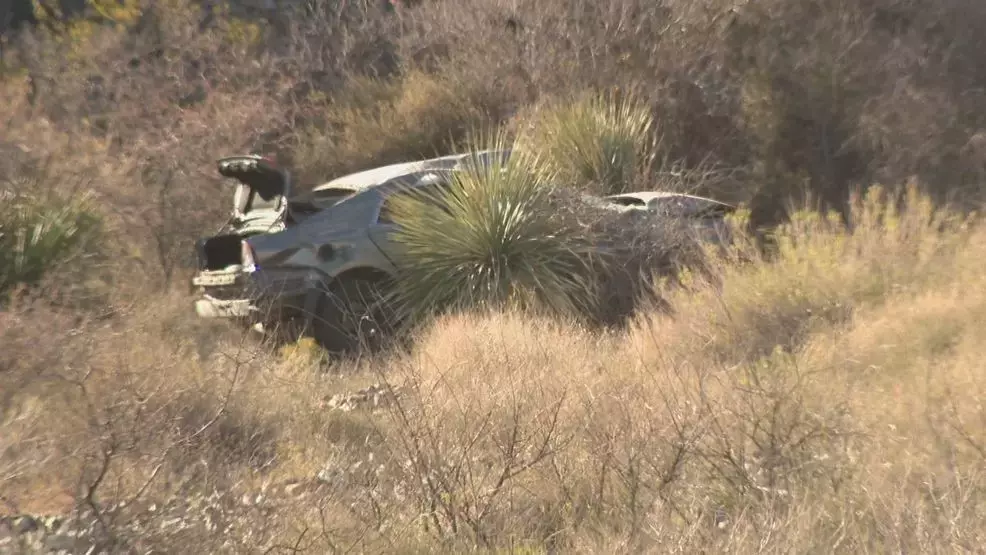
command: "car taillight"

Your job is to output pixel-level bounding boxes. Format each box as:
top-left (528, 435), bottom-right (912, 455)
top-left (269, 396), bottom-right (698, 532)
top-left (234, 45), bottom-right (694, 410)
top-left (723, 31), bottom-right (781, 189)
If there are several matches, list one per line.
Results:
top-left (241, 240), bottom-right (257, 270)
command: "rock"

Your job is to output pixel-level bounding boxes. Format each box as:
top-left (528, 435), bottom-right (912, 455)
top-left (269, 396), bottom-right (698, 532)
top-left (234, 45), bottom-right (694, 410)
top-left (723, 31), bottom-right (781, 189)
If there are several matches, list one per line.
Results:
top-left (0, 513), bottom-right (104, 555)
top-left (12, 516), bottom-right (38, 534)
top-left (0, 515), bottom-right (39, 537)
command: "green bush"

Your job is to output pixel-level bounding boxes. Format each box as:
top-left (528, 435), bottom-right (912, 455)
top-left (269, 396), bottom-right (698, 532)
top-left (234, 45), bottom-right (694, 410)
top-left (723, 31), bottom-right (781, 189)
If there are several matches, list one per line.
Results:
top-left (386, 131), bottom-right (599, 326)
top-left (0, 190), bottom-right (102, 296)
top-left (385, 109), bottom-right (709, 330)
top-left (519, 90), bottom-right (654, 196)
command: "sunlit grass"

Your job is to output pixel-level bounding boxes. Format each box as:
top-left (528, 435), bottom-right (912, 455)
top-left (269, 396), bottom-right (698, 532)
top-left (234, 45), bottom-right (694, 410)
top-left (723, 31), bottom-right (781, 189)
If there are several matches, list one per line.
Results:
top-left (519, 90), bottom-right (654, 195)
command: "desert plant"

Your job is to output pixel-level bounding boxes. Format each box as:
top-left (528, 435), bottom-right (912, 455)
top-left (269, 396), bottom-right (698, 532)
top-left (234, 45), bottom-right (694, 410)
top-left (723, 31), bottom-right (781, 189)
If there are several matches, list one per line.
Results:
top-left (547, 189), bottom-right (710, 326)
top-left (0, 190), bottom-right (102, 296)
top-left (519, 90), bottom-right (655, 195)
top-left (386, 130), bottom-right (599, 326)
top-left (296, 70), bottom-right (513, 182)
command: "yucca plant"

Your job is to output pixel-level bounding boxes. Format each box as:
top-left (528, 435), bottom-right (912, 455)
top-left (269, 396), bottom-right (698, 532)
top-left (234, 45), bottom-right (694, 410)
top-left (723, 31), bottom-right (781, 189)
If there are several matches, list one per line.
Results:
top-left (386, 131), bottom-right (600, 326)
top-left (519, 90), bottom-right (655, 196)
top-left (0, 190), bottom-right (102, 296)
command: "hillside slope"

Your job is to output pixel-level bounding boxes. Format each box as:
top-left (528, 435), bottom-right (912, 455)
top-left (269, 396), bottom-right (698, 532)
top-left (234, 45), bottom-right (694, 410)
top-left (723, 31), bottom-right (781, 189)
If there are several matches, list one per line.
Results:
top-left (3, 1), bottom-right (986, 553)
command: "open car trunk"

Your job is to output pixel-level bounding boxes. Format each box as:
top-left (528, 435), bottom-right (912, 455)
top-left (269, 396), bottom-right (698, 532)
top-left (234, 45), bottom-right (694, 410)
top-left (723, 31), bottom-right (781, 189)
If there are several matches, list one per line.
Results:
top-left (193, 155), bottom-right (292, 273)
top-left (196, 234), bottom-right (245, 271)
top-left (219, 155), bottom-right (291, 222)
top-left (195, 157), bottom-right (365, 275)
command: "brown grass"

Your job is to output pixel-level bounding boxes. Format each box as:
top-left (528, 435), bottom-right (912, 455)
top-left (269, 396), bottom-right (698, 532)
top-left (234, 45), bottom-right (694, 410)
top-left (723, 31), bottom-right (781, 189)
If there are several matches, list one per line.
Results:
top-left (4, 0), bottom-right (986, 552)
top-left (4, 184), bottom-right (985, 552)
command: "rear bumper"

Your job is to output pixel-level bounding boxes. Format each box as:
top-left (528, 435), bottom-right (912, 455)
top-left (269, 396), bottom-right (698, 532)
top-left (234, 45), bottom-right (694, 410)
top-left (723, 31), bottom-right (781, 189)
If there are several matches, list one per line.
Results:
top-left (192, 270), bottom-right (315, 322)
top-left (192, 269), bottom-right (243, 288)
top-left (195, 296), bottom-right (256, 319)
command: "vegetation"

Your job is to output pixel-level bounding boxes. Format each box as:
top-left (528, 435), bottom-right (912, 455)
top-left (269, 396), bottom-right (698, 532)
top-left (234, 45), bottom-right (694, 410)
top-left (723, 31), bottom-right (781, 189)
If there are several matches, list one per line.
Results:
top-left (387, 131), bottom-right (600, 326)
top-left (0, 188), bottom-right (101, 298)
top-left (2, 0), bottom-right (986, 553)
top-left (519, 90), bottom-right (655, 195)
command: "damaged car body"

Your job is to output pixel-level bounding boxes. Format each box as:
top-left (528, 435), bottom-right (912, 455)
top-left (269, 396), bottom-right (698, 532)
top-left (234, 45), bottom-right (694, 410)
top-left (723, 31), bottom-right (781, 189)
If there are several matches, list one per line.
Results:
top-left (602, 191), bottom-right (737, 245)
top-left (191, 151), bottom-right (736, 355)
top-left (192, 155), bottom-right (359, 321)
top-left (192, 152), bottom-right (502, 353)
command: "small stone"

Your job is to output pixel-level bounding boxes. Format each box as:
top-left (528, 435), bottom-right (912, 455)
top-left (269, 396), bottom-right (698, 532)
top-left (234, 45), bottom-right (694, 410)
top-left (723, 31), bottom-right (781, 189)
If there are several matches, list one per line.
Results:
top-left (713, 508), bottom-right (729, 530)
top-left (283, 482), bottom-right (303, 497)
top-left (42, 516), bottom-right (64, 532)
top-left (13, 516), bottom-right (39, 534)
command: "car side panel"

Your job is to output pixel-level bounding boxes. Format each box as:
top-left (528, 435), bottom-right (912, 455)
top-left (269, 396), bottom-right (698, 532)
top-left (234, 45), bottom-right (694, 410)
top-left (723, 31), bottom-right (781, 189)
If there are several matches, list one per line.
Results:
top-left (366, 223), bottom-right (400, 267)
top-left (242, 189), bottom-right (396, 309)
top-left (299, 188), bottom-right (398, 279)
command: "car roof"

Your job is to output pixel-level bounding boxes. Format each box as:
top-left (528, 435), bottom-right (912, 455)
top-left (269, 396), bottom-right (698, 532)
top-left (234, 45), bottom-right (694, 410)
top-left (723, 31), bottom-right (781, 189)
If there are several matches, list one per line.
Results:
top-left (311, 150), bottom-right (511, 193)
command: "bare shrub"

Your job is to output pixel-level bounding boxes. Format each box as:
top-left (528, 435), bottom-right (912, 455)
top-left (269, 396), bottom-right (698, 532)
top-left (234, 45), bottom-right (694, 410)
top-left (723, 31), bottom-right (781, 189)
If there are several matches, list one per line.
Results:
top-left (400, 0), bottom-right (986, 221)
top-left (371, 189), bottom-right (986, 551)
top-left (293, 70), bottom-right (512, 183)
top-left (4, 187), bottom-right (986, 553)
top-left (544, 186), bottom-right (710, 326)
top-left (0, 289), bottom-right (394, 552)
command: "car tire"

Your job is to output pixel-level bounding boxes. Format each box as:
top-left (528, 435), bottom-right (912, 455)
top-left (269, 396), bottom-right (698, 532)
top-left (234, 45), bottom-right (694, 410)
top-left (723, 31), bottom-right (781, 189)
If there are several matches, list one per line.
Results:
top-left (311, 278), bottom-right (396, 356)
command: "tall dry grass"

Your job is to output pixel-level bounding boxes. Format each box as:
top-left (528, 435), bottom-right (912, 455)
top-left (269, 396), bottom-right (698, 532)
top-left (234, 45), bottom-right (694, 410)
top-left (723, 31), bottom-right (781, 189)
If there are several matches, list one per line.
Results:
top-left (3, 0), bottom-right (986, 552)
top-left (368, 185), bottom-right (986, 552)
top-left (4, 185), bottom-right (984, 553)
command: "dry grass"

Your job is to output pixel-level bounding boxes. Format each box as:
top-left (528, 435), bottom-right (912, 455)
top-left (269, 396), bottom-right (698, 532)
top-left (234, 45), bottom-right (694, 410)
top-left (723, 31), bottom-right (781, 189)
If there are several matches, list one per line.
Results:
top-left (518, 90), bottom-right (655, 195)
top-left (363, 186), bottom-right (986, 552)
top-left (292, 69), bottom-right (513, 185)
top-left (4, 0), bottom-right (986, 552)
top-left (4, 185), bottom-right (986, 553)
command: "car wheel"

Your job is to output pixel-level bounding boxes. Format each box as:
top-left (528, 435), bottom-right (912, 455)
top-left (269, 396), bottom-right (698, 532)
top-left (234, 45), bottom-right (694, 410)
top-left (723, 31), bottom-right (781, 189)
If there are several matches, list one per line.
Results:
top-left (311, 278), bottom-right (396, 356)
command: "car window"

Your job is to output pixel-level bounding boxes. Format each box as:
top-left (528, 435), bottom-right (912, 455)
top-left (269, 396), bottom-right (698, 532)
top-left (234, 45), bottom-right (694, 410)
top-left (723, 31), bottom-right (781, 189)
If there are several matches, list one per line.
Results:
top-left (376, 178), bottom-right (453, 224)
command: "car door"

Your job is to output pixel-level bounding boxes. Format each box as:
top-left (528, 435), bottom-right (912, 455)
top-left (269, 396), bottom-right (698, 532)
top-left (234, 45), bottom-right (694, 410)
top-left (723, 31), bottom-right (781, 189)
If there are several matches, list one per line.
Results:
top-left (365, 172), bottom-right (454, 266)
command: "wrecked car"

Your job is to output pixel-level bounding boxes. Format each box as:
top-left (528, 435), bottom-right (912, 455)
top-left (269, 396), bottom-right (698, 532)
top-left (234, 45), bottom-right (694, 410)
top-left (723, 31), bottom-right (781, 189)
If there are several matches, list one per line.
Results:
top-left (190, 151), bottom-right (736, 354)
top-left (192, 152), bottom-right (506, 353)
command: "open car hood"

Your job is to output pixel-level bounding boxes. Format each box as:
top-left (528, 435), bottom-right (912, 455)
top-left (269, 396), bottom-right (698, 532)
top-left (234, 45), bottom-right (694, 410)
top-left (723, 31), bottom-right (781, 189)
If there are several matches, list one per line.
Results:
top-left (603, 192), bottom-right (736, 218)
top-left (217, 155), bottom-right (288, 201)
